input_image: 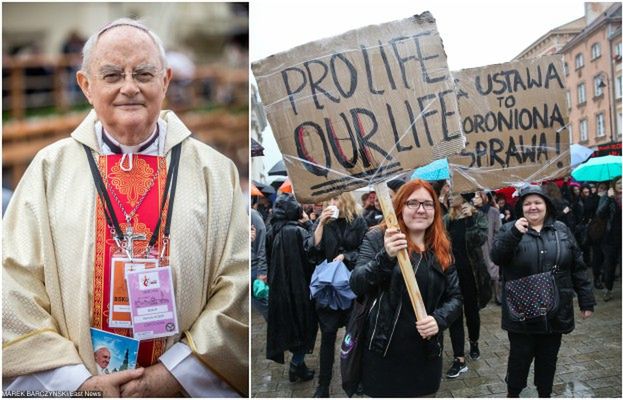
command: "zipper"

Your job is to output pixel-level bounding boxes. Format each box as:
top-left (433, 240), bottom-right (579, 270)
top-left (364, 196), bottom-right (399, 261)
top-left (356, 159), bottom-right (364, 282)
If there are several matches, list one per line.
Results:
top-left (383, 254), bottom-right (423, 357)
top-left (383, 299), bottom-right (402, 357)
top-left (368, 292), bottom-right (384, 350)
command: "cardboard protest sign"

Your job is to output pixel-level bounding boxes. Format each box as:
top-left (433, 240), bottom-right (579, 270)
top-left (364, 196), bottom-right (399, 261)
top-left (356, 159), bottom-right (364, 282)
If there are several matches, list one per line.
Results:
top-left (449, 56), bottom-right (570, 193)
top-left (252, 12), bottom-right (465, 202)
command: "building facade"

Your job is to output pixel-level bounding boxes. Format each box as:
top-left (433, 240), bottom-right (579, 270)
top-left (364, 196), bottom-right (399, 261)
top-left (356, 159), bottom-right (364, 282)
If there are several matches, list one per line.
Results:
top-left (515, 2), bottom-right (622, 155)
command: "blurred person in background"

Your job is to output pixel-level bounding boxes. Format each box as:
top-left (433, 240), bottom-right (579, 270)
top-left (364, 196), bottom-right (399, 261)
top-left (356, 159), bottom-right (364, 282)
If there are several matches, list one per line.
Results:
top-left (265, 194), bottom-right (318, 384)
top-left (472, 191), bottom-right (502, 305)
top-left (444, 193), bottom-right (491, 378)
top-left (306, 192), bottom-right (367, 397)
top-left (596, 177), bottom-right (622, 302)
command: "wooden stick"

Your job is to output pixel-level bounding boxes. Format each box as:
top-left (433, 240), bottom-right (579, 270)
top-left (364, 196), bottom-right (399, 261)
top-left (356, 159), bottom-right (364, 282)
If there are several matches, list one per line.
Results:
top-left (374, 183), bottom-right (428, 321)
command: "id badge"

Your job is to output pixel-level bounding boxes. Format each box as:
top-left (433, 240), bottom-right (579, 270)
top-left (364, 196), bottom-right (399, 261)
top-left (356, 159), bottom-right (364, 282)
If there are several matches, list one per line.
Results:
top-left (109, 257), bottom-right (159, 328)
top-left (126, 266), bottom-right (179, 340)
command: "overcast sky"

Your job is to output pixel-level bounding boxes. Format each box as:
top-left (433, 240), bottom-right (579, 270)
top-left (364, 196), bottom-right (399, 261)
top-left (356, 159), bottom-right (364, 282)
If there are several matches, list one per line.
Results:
top-left (250, 0), bottom-right (587, 176)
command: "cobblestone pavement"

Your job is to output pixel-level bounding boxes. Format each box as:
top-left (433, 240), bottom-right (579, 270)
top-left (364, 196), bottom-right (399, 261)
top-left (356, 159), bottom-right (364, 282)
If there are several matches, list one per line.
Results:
top-left (252, 277), bottom-right (621, 398)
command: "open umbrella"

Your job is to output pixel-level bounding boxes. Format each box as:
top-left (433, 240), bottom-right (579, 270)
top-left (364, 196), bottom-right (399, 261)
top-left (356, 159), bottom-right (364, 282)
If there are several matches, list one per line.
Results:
top-left (251, 138), bottom-right (265, 157)
top-left (570, 144), bottom-right (594, 167)
top-left (571, 155), bottom-right (622, 182)
top-left (268, 159), bottom-right (287, 176)
top-left (279, 178), bottom-right (293, 193)
top-left (410, 158), bottom-right (450, 181)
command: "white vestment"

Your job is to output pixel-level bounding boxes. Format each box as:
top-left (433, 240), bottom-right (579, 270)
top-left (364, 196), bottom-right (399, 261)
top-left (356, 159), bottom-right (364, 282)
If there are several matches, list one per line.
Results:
top-left (3, 110), bottom-right (249, 396)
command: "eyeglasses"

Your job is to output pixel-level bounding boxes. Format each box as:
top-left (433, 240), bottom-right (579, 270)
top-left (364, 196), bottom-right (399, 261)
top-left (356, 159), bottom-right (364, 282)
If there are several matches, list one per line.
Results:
top-left (98, 67), bottom-right (161, 85)
top-left (404, 199), bottom-right (435, 211)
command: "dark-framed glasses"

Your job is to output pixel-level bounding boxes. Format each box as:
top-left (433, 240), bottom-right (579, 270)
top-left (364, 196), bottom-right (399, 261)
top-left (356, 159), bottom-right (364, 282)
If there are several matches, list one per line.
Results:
top-left (404, 199), bottom-right (435, 211)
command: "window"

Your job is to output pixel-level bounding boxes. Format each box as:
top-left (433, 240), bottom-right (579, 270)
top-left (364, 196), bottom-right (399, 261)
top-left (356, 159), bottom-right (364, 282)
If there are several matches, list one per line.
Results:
top-left (618, 112), bottom-right (622, 136)
top-left (594, 76), bottom-right (604, 97)
top-left (563, 62), bottom-right (569, 76)
top-left (591, 43), bottom-right (601, 59)
top-left (596, 113), bottom-right (606, 137)
top-left (617, 75), bottom-right (622, 99)
top-left (568, 124), bottom-right (573, 143)
top-left (575, 53), bottom-right (584, 69)
top-left (580, 119), bottom-right (588, 142)
top-left (566, 91), bottom-right (572, 110)
top-left (615, 42), bottom-right (622, 57)
top-left (577, 82), bottom-right (586, 104)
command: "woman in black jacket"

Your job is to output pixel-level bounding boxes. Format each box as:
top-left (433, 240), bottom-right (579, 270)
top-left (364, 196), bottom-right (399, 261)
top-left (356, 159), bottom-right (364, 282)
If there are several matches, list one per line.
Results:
top-left (350, 179), bottom-right (462, 397)
top-left (596, 177), bottom-right (622, 301)
top-left (443, 193), bottom-right (491, 378)
top-left (491, 185), bottom-right (595, 398)
top-left (306, 192), bottom-right (367, 397)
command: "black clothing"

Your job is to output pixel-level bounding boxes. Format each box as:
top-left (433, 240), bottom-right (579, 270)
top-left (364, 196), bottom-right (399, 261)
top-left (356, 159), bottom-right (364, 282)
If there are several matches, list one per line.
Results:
top-left (350, 227), bottom-right (463, 397)
top-left (491, 218), bottom-right (595, 334)
top-left (444, 213), bottom-right (489, 358)
top-left (448, 263), bottom-right (480, 357)
top-left (506, 331), bottom-right (562, 396)
top-left (305, 215), bottom-right (367, 389)
top-left (363, 207), bottom-right (383, 227)
top-left (266, 195), bottom-right (318, 363)
top-left (596, 195), bottom-right (622, 291)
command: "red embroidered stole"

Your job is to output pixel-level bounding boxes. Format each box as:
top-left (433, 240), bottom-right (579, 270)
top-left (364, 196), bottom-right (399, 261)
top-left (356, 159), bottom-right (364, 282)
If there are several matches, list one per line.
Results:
top-left (92, 154), bottom-right (169, 367)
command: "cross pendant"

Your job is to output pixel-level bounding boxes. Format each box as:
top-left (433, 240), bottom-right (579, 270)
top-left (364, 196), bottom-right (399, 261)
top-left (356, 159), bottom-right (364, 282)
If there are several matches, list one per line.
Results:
top-left (123, 224), bottom-right (147, 259)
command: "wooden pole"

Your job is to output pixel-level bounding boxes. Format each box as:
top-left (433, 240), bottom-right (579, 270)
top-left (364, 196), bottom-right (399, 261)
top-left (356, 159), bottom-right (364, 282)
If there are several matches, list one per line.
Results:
top-left (373, 182), bottom-right (428, 321)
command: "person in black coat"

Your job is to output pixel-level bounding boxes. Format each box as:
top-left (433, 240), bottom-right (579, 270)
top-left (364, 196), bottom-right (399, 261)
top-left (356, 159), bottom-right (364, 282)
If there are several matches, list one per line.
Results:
top-left (443, 193), bottom-right (491, 378)
top-left (596, 177), bottom-right (622, 301)
top-left (266, 194), bottom-right (318, 382)
top-left (350, 179), bottom-right (462, 397)
top-left (305, 192), bottom-right (367, 397)
top-left (491, 185), bottom-right (595, 398)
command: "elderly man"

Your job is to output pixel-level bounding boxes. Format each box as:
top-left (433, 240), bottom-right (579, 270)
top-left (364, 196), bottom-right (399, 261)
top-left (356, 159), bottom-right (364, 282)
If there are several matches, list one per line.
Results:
top-left (3, 18), bottom-right (248, 397)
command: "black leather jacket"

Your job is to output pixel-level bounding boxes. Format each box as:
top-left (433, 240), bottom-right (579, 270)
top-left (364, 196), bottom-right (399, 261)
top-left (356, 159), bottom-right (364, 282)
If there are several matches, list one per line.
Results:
top-left (350, 228), bottom-right (462, 355)
top-left (491, 218), bottom-right (595, 334)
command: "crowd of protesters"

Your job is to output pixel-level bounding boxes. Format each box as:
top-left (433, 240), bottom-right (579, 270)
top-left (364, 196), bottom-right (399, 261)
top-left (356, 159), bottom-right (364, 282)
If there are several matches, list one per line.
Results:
top-left (251, 175), bottom-right (621, 398)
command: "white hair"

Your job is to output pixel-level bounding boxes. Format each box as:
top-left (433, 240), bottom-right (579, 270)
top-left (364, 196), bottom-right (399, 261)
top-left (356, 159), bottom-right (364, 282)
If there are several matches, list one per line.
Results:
top-left (81, 17), bottom-right (168, 73)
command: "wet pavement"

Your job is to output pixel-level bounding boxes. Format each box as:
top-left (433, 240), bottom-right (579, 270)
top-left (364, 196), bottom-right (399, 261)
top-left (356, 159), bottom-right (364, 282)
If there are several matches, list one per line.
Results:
top-left (252, 275), bottom-right (621, 398)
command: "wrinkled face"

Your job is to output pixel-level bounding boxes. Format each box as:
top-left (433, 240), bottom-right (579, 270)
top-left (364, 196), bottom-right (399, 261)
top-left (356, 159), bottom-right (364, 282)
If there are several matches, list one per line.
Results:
top-left (95, 348), bottom-right (111, 368)
top-left (77, 26), bottom-right (172, 142)
top-left (522, 194), bottom-right (547, 226)
top-left (402, 188), bottom-right (435, 234)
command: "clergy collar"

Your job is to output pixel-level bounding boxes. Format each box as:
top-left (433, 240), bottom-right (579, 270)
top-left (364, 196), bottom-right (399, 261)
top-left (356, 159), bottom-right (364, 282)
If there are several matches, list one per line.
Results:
top-left (96, 120), bottom-right (166, 156)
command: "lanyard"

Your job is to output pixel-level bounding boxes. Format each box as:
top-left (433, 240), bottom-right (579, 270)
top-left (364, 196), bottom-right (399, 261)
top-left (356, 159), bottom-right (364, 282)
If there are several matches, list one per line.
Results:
top-left (83, 142), bottom-right (182, 255)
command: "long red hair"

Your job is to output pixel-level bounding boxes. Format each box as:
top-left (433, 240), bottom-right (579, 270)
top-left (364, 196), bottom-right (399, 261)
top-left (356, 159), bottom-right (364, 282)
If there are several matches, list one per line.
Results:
top-left (383, 179), bottom-right (453, 270)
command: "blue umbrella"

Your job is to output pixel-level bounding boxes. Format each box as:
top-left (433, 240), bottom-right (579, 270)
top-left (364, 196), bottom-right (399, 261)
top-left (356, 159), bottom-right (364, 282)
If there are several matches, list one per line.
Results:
top-left (571, 155), bottom-right (622, 182)
top-left (570, 144), bottom-right (594, 168)
top-left (310, 260), bottom-right (357, 310)
top-left (410, 158), bottom-right (450, 181)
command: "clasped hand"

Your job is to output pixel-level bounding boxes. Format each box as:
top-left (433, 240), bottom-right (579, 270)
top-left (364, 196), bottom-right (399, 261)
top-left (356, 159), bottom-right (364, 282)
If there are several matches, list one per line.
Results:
top-left (79, 363), bottom-right (181, 397)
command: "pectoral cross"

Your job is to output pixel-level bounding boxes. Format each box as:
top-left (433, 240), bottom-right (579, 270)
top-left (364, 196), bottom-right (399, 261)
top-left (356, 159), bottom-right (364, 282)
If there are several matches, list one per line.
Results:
top-left (123, 224), bottom-right (146, 259)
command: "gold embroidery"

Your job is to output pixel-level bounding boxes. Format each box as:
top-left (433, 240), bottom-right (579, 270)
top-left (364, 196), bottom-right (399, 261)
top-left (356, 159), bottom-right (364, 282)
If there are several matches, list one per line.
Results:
top-left (109, 158), bottom-right (156, 207)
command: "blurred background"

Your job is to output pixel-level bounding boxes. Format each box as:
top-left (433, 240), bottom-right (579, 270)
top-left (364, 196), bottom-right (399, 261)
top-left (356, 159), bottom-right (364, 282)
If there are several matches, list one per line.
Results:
top-left (2, 2), bottom-right (249, 202)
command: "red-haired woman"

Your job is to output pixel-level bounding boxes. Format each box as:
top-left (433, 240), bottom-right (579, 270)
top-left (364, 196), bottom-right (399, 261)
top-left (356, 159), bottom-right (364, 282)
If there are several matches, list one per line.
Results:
top-left (350, 179), bottom-right (463, 397)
